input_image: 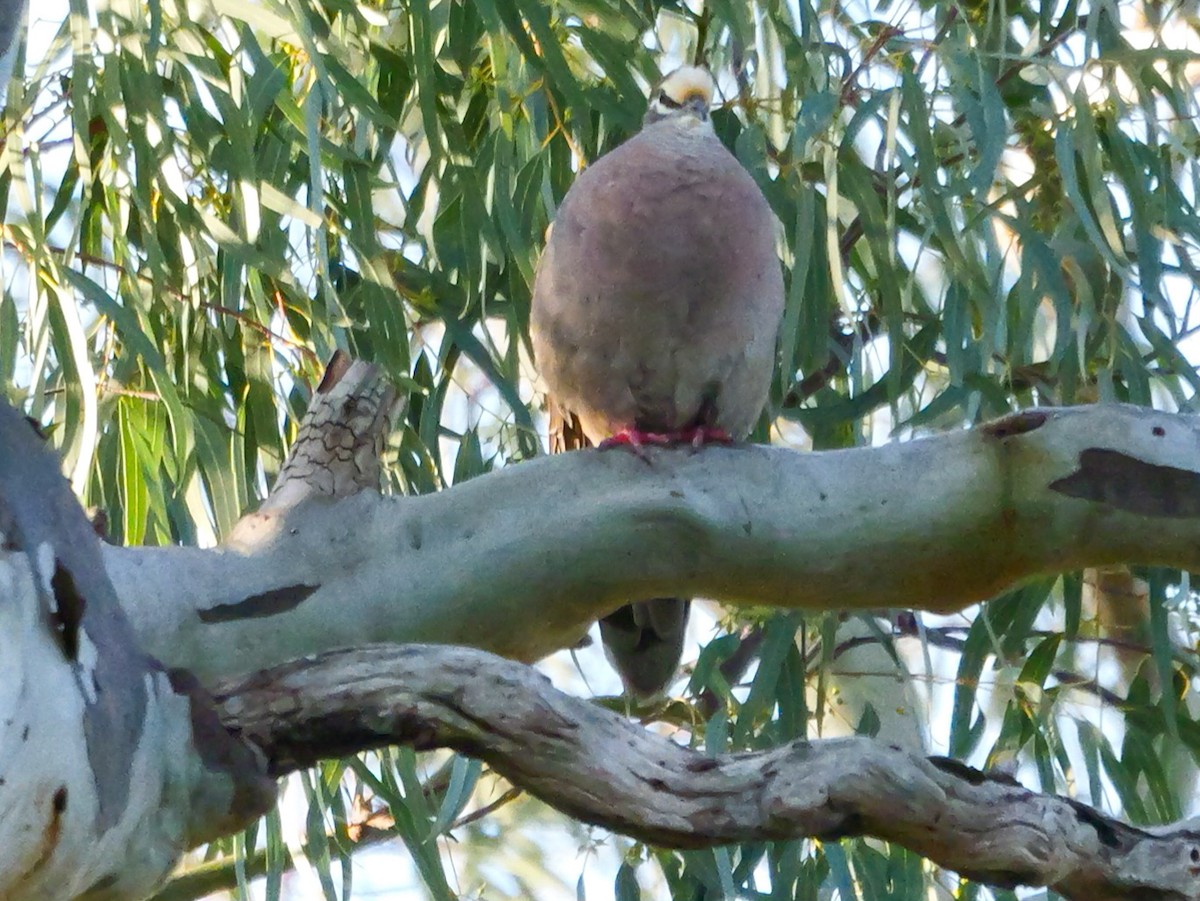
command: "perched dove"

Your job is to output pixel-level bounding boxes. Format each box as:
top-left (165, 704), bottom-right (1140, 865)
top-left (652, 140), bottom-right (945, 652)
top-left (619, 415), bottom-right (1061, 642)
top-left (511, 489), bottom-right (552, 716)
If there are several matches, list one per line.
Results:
top-left (531, 66), bottom-right (785, 699)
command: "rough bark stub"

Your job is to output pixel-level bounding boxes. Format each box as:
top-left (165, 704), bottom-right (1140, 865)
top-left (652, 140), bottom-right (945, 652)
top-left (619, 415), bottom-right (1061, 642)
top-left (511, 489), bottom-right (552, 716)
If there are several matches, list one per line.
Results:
top-left (1049, 448), bottom-right (1200, 518)
top-left (254, 353), bottom-right (401, 517)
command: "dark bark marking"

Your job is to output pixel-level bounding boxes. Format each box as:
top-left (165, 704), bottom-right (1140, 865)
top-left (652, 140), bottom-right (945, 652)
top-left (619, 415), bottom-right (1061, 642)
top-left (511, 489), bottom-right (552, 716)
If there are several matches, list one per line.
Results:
top-left (1049, 448), bottom-right (1200, 518)
top-left (198, 583), bottom-right (320, 623)
top-left (165, 668), bottom-right (276, 837)
top-left (24, 784), bottom-right (69, 883)
top-left (1066, 797), bottom-right (1129, 849)
top-left (49, 561), bottom-right (84, 660)
top-left (317, 349), bottom-right (352, 393)
top-left (980, 410), bottom-right (1048, 439)
top-left (928, 756), bottom-right (992, 785)
top-left (0, 402), bottom-right (148, 829)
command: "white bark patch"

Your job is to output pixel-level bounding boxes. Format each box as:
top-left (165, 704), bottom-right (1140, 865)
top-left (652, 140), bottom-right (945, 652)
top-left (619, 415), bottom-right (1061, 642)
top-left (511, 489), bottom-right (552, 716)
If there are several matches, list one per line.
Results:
top-left (35, 542), bottom-right (56, 614)
top-left (0, 547), bottom-right (272, 900)
top-left (74, 629), bottom-right (99, 705)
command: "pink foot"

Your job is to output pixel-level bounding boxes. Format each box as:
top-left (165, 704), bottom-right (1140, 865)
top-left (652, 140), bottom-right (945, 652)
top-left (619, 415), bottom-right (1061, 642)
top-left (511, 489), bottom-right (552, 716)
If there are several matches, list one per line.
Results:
top-left (598, 428), bottom-right (677, 450)
top-left (680, 425), bottom-right (735, 448)
top-left (598, 426), bottom-right (736, 455)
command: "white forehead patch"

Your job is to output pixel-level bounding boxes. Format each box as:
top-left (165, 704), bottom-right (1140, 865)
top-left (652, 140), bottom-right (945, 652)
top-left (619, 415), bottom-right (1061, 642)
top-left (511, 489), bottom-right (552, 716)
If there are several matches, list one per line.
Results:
top-left (658, 66), bottom-right (715, 108)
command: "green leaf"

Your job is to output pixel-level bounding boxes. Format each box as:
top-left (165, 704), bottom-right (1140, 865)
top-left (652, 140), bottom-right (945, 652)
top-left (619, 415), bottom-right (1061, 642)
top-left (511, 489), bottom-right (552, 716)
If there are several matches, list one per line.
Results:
top-left (614, 861), bottom-right (641, 901)
top-left (431, 756), bottom-right (482, 836)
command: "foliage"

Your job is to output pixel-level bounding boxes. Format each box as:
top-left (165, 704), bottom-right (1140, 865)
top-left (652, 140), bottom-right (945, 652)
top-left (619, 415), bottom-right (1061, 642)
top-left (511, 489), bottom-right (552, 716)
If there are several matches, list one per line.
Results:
top-left (2, 0), bottom-right (1199, 898)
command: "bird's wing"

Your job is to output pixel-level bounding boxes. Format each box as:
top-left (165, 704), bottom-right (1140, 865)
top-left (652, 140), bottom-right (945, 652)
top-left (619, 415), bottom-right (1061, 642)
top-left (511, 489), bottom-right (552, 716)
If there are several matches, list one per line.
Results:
top-left (548, 404), bottom-right (591, 454)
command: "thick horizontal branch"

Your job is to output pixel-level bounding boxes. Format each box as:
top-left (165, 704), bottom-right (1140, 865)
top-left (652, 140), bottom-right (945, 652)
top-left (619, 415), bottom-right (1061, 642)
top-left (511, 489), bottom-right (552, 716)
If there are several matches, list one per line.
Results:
top-left (109, 404), bottom-right (1200, 683)
top-left (215, 643), bottom-right (1200, 901)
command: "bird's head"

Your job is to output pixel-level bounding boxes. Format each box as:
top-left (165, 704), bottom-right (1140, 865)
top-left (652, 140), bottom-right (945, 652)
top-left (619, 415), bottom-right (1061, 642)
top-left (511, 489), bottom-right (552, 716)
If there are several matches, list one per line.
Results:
top-left (643, 66), bottom-right (715, 126)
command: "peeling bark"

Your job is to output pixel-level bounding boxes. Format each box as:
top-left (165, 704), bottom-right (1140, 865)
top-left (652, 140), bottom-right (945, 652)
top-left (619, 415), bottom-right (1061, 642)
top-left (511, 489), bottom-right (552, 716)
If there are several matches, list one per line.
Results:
top-left (1049, 448), bottom-right (1200, 517)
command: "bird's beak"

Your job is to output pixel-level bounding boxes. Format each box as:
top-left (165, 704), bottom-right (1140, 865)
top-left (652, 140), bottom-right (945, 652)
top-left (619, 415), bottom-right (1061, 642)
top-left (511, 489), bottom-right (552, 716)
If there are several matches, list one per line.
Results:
top-left (684, 95), bottom-right (709, 119)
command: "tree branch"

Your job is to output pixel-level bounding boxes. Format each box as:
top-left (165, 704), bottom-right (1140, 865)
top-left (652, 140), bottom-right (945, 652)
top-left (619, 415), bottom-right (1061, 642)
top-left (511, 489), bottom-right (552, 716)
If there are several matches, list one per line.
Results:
top-left (215, 643), bottom-right (1200, 901)
top-left (0, 404), bottom-right (274, 901)
top-left (108, 404), bottom-right (1200, 685)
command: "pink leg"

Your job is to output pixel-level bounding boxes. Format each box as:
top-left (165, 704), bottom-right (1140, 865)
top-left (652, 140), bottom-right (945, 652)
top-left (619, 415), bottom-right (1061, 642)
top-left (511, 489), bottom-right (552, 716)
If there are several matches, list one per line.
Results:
top-left (681, 425), bottom-right (735, 447)
top-left (598, 425), bottom-right (736, 455)
top-left (598, 428), bottom-right (677, 450)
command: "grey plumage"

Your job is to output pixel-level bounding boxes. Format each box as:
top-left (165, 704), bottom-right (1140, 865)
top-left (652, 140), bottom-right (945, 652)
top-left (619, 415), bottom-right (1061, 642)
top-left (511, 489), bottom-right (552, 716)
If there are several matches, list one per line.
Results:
top-left (532, 67), bottom-right (784, 699)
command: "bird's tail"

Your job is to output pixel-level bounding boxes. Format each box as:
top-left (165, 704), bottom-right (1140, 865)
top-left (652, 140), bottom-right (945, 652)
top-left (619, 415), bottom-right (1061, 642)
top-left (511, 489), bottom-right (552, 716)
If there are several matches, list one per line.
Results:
top-left (549, 407), bottom-right (690, 699)
top-left (598, 598), bottom-right (692, 701)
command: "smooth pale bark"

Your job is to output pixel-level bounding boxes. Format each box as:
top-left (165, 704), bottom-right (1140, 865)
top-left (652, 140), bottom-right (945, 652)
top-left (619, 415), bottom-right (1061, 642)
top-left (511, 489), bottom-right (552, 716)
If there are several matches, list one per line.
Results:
top-left (110, 404), bottom-right (1200, 684)
top-left (0, 407), bottom-right (274, 901)
top-left (216, 643), bottom-right (1200, 901)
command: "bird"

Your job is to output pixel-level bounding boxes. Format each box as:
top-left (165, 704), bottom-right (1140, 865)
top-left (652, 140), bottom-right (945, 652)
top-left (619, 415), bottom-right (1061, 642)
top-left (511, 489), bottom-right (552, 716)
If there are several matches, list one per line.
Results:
top-left (530, 65), bottom-right (785, 700)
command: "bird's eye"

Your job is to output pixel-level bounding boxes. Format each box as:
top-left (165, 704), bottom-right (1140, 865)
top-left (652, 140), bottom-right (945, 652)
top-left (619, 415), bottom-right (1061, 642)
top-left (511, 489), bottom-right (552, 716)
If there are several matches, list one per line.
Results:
top-left (657, 91), bottom-right (682, 109)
